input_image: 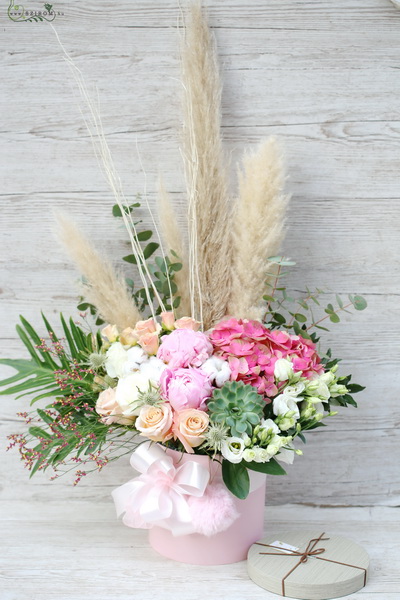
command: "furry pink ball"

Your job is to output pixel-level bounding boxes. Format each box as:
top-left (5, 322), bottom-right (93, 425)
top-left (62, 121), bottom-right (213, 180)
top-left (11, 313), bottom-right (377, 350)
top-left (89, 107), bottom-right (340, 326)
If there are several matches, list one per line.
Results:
top-left (188, 483), bottom-right (239, 536)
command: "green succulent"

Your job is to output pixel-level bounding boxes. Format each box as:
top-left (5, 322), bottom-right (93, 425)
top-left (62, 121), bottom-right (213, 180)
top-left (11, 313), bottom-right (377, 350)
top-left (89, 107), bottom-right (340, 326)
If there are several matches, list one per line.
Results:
top-left (207, 381), bottom-right (265, 437)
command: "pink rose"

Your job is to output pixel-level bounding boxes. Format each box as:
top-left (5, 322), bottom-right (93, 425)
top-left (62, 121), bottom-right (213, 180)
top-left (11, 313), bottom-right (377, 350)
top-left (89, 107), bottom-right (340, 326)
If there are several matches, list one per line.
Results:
top-left (135, 403), bottom-right (173, 442)
top-left (173, 409), bottom-right (209, 453)
top-left (157, 328), bottom-right (213, 368)
top-left (95, 387), bottom-right (135, 426)
top-left (160, 367), bottom-right (213, 411)
top-left (138, 331), bottom-right (160, 356)
top-left (174, 316), bottom-right (201, 331)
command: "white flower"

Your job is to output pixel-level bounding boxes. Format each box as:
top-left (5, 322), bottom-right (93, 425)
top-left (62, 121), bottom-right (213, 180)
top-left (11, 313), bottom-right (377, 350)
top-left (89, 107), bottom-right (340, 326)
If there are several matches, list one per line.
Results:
top-left (306, 378), bottom-right (330, 401)
top-left (276, 444), bottom-right (295, 465)
top-left (105, 342), bottom-right (128, 379)
top-left (284, 382), bottom-right (305, 397)
top-left (139, 356), bottom-right (167, 384)
top-left (273, 393), bottom-right (301, 418)
top-left (319, 371), bottom-right (335, 386)
top-left (122, 346), bottom-right (148, 376)
top-left (253, 447), bottom-right (271, 463)
top-left (266, 434), bottom-right (284, 457)
top-left (274, 358), bottom-right (294, 382)
top-left (243, 448), bottom-right (257, 462)
top-left (329, 383), bottom-right (348, 398)
top-left (260, 418), bottom-right (280, 435)
top-left (115, 372), bottom-right (153, 417)
top-left (200, 356), bottom-right (231, 387)
top-left (221, 437), bottom-right (245, 463)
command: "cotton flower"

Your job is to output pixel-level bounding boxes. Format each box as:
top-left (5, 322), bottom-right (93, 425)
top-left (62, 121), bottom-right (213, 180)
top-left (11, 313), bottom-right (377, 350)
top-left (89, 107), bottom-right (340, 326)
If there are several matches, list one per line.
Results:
top-left (200, 356), bottom-right (231, 387)
top-left (139, 356), bottom-right (166, 384)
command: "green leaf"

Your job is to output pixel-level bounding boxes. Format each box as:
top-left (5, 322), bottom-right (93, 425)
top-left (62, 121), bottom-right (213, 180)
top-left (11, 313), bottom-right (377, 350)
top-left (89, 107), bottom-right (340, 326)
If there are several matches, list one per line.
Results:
top-left (351, 295), bottom-right (367, 311)
top-left (123, 254), bottom-right (137, 265)
top-left (294, 313), bottom-right (307, 323)
top-left (336, 294), bottom-right (344, 309)
top-left (347, 383), bottom-right (366, 393)
top-left (29, 426), bottom-right (52, 440)
top-left (329, 313), bottom-right (340, 323)
top-left (246, 457), bottom-right (287, 476)
top-left (143, 242), bottom-right (159, 259)
top-left (221, 460), bottom-right (250, 499)
top-left (136, 230), bottom-right (153, 242)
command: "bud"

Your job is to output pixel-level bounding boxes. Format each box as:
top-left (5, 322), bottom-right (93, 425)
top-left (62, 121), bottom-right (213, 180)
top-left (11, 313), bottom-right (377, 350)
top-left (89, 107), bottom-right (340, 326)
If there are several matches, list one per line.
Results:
top-left (295, 449), bottom-right (303, 456)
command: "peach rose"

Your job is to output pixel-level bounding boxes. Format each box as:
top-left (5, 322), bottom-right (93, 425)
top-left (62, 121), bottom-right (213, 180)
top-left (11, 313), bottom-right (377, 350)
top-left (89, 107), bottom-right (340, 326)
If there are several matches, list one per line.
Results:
top-left (134, 318), bottom-right (161, 336)
top-left (101, 324), bottom-right (119, 343)
top-left (136, 404), bottom-right (173, 442)
top-left (138, 331), bottom-right (160, 355)
top-left (95, 387), bottom-right (135, 426)
top-left (174, 317), bottom-right (201, 331)
top-left (161, 311), bottom-right (175, 331)
top-left (173, 409), bottom-right (209, 453)
top-left (120, 327), bottom-right (139, 347)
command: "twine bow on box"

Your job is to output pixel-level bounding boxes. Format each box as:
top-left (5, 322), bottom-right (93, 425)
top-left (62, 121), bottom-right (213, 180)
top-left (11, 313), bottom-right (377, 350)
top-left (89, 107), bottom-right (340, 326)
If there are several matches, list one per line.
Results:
top-left (256, 532), bottom-right (367, 597)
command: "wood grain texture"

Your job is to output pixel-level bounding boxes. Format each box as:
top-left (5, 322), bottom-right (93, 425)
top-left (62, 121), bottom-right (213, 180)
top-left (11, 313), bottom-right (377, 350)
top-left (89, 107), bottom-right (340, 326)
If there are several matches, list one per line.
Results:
top-left (0, 502), bottom-right (398, 599)
top-left (1, 0), bottom-right (400, 519)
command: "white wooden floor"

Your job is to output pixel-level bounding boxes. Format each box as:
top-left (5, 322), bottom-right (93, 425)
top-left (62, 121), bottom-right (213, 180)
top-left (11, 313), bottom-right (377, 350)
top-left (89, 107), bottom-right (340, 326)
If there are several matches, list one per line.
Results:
top-left (1, 502), bottom-right (398, 600)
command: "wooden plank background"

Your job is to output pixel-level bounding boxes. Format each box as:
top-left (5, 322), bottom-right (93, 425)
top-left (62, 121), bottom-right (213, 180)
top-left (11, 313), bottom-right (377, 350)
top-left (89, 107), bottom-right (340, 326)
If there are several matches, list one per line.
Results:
top-left (1, 0), bottom-right (399, 511)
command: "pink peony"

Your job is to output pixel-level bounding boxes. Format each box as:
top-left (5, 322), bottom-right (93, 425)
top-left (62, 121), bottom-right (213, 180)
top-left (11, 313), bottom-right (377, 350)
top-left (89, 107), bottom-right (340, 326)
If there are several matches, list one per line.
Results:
top-left (157, 328), bottom-right (213, 369)
top-left (160, 367), bottom-right (213, 411)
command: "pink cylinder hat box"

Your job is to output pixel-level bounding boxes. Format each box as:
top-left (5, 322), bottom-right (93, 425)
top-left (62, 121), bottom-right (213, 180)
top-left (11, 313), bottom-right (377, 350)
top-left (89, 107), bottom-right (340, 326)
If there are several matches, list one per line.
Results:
top-left (148, 448), bottom-right (266, 565)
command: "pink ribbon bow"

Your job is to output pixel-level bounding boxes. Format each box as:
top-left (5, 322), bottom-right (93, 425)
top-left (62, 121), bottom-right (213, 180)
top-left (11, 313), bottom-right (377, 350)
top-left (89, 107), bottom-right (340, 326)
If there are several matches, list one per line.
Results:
top-left (112, 442), bottom-right (210, 536)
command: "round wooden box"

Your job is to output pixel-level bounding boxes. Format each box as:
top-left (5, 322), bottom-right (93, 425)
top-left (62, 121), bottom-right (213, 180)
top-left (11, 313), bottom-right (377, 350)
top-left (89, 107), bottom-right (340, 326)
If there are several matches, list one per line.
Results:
top-left (247, 530), bottom-right (369, 600)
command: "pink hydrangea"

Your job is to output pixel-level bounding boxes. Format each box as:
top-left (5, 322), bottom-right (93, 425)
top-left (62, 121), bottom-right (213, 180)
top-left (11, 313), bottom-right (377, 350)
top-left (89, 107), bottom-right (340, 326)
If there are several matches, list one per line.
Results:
top-left (157, 328), bottom-right (213, 369)
top-left (160, 367), bottom-right (213, 411)
top-left (209, 318), bottom-right (323, 399)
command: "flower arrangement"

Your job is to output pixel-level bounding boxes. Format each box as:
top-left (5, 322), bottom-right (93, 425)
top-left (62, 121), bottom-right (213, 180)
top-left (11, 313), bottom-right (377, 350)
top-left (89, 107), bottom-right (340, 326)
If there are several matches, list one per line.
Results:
top-left (1, 4), bottom-right (366, 541)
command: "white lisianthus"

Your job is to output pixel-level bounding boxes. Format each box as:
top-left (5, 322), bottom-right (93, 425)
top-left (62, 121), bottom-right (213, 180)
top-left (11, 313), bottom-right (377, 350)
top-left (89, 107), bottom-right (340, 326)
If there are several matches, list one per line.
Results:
top-left (274, 358), bottom-right (294, 382)
top-left (276, 444), bottom-right (295, 465)
top-left (273, 393), bottom-right (301, 418)
top-left (266, 434), bottom-right (284, 457)
top-left (139, 356), bottom-right (167, 384)
top-left (105, 342), bottom-right (128, 379)
top-left (122, 346), bottom-right (148, 376)
top-left (319, 371), bottom-right (335, 386)
top-left (278, 415), bottom-right (296, 431)
top-left (200, 356), bottom-right (231, 387)
top-left (253, 447), bottom-right (271, 463)
top-left (243, 448), bottom-right (257, 462)
top-left (221, 437), bottom-right (245, 463)
top-left (306, 378), bottom-right (330, 401)
top-left (115, 372), bottom-right (154, 417)
top-left (284, 382), bottom-right (305, 397)
top-left (329, 383), bottom-right (348, 398)
top-left (260, 418), bottom-right (280, 435)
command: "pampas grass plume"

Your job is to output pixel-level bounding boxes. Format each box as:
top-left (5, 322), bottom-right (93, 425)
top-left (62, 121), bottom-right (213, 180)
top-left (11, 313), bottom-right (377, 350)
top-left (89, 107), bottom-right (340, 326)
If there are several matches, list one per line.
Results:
top-left (55, 211), bottom-right (141, 330)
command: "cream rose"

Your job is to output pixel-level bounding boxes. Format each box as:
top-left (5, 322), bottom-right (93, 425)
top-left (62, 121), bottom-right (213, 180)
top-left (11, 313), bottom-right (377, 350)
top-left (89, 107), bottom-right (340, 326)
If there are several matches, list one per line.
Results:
top-left (101, 324), bottom-right (119, 343)
top-left (173, 409), bottom-right (209, 453)
top-left (135, 404), bottom-right (173, 442)
top-left (120, 327), bottom-right (139, 347)
top-left (95, 388), bottom-right (135, 426)
top-left (135, 318), bottom-right (161, 336)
